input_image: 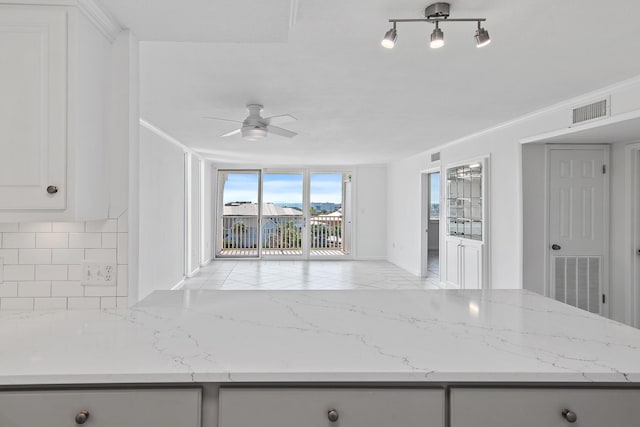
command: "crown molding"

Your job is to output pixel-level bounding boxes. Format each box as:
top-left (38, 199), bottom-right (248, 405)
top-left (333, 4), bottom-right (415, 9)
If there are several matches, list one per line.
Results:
top-left (77, 0), bottom-right (122, 42)
top-left (140, 118), bottom-right (204, 159)
top-left (0, 0), bottom-right (122, 42)
top-left (423, 73), bottom-right (640, 154)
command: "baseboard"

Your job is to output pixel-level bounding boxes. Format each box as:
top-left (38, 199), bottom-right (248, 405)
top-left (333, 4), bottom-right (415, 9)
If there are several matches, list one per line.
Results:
top-left (353, 256), bottom-right (387, 261)
top-left (200, 258), bottom-right (212, 268)
top-left (171, 277), bottom-right (186, 290)
top-left (186, 267), bottom-right (200, 278)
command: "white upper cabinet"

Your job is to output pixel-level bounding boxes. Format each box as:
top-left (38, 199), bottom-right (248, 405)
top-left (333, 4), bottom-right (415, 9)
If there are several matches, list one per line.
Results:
top-left (0, 7), bottom-right (67, 210)
top-left (0, 2), bottom-right (114, 221)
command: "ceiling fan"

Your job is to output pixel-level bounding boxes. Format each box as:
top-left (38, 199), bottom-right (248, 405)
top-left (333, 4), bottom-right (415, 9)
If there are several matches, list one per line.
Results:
top-left (204, 104), bottom-right (297, 141)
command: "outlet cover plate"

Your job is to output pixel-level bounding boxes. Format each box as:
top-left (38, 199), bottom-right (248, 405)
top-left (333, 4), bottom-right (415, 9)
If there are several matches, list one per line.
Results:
top-left (81, 261), bottom-right (116, 286)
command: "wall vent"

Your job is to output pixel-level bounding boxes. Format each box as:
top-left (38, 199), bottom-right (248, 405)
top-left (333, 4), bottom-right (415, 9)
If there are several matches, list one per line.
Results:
top-left (553, 256), bottom-right (601, 313)
top-left (431, 152), bottom-right (441, 162)
top-left (572, 98), bottom-right (609, 125)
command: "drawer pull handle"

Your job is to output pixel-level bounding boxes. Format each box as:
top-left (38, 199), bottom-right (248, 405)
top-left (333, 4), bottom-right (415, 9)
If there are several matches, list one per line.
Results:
top-left (327, 409), bottom-right (339, 422)
top-left (561, 409), bottom-right (577, 423)
top-left (47, 185), bottom-right (58, 194)
top-left (75, 410), bottom-right (90, 424)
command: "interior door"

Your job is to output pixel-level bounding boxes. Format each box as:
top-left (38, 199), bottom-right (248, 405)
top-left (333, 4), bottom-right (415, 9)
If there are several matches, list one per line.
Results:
top-left (548, 146), bottom-right (608, 314)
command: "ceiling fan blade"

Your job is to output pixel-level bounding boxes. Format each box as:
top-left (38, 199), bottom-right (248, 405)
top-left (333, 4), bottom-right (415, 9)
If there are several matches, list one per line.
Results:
top-left (261, 114), bottom-right (297, 126)
top-left (267, 125), bottom-right (297, 138)
top-left (221, 128), bottom-right (242, 137)
top-left (203, 116), bottom-right (243, 124)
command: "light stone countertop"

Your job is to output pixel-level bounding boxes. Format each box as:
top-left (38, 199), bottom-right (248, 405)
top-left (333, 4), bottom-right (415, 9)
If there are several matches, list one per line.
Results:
top-left (1, 289), bottom-right (640, 385)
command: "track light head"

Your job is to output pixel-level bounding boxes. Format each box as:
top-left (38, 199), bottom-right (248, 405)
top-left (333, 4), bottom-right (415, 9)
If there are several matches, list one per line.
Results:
top-left (430, 25), bottom-right (444, 48)
top-left (475, 25), bottom-right (491, 48)
top-left (381, 26), bottom-right (398, 49)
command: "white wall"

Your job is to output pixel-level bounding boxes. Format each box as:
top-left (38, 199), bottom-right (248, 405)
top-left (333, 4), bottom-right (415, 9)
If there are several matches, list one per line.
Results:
top-left (387, 154), bottom-right (429, 276)
top-left (138, 125), bottom-right (185, 300)
top-left (188, 155), bottom-right (201, 274)
top-left (202, 162), bottom-right (213, 263)
top-left (521, 143), bottom-right (546, 295)
top-left (354, 166), bottom-right (387, 259)
top-left (387, 75), bottom-right (640, 323)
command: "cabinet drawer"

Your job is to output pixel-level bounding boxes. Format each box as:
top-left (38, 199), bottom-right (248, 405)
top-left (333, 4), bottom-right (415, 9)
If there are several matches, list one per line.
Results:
top-left (219, 388), bottom-right (444, 427)
top-left (451, 388), bottom-right (640, 427)
top-left (0, 388), bottom-right (201, 427)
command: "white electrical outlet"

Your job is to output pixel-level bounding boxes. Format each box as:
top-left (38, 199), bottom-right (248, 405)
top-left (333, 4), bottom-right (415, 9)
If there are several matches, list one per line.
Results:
top-left (81, 261), bottom-right (116, 286)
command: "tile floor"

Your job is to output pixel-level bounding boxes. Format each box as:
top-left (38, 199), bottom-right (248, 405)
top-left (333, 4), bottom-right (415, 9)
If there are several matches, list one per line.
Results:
top-left (181, 260), bottom-right (446, 291)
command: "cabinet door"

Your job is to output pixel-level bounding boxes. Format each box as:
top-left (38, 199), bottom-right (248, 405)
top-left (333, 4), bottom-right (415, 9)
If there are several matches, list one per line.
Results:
top-left (444, 237), bottom-right (461, 286)
top-left (451, 388), bottom-right (640, 427)
top-left (220, 388), bottom-right (444, 427)
top-left (0, 7), bottom-right (67, 209)
top-left (0, 388), bottom-right (201, 427)
top-left (461, 243), bottom-right (482, 289)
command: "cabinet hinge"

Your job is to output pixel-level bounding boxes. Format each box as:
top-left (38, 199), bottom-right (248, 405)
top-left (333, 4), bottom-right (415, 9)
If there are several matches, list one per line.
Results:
top-left (602, 294), bottom-right (606, 304)
top-left (602, 164), bottom-right (606, 174)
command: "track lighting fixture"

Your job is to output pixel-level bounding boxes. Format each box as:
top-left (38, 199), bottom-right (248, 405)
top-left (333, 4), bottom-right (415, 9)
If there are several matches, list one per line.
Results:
top-left (475, 22), bottom-right (491, 48)
top-left (381, 2), bottom-right (490, 50)
top-left (381, 23), bottom-right (398, 49)
top-left (430, 22), bottom-right (444, 48)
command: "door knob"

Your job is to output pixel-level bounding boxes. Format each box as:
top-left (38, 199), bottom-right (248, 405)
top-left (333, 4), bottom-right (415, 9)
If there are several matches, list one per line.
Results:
top-left (561, 409), bottom-right (577, 423)
top-left (75, 410), bottom-right (90, 424)
top-left (47, 185), bottom-right (58, 194)
top-left (551, 244), bottom-right (561, 250)
top-left (327, 409), bottom-right (339, 422)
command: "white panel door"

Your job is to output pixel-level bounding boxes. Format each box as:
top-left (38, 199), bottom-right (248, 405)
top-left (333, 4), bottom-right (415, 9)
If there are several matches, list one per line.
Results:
top-left (0, 7), bottom-right (67, 209)
top-left (548, 147), bottom-right (607, 313)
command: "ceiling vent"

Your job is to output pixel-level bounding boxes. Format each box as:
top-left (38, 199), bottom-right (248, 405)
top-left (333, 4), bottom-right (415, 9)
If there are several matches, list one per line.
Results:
top-left (431, 152), bottom-right (441, 162)
top-left (571, 98), bottom-right (609, 126)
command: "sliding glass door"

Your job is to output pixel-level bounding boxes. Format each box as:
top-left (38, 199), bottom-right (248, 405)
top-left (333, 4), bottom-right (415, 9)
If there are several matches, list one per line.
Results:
top-left (309, 173), bottom-right (349, 257)
top-left (261, 172), bottom-right (305, 257)
top-left (216, 170), bottom-right (261, 258)
top-left (216, 169), bottom-right (350, 258)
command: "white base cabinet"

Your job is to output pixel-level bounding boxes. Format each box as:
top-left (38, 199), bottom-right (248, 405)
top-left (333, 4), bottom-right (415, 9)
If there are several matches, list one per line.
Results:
top-left (219, 388), bottom-right (445, 427)
top-left (0, 2), bottom-right (112, 222)
top-left (451, 388), bottom-right (640, 427)
top-left (443, 237), bottom-right (483, 289)
top-left (0, 388), bottom-right (201, 427)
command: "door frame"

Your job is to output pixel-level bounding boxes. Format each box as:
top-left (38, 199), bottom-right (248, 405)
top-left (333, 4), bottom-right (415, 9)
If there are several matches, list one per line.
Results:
top-left (214, 167), bottom-right (353, 260)
top-left (625, 142), bottom-right (640, 327)
top-left (544, 144), bottom-right (610, 317)
top-left (420, 167), bottom-right (442, 278)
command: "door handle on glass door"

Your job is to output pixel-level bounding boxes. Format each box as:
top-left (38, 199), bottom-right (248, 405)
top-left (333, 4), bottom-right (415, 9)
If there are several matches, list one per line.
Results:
top-left (552, 244), bottom-right (561, 250)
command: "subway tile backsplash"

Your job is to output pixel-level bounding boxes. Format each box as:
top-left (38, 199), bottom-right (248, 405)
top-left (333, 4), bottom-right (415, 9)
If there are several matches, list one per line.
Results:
top-left (0, 211), bottom-right (128, 310)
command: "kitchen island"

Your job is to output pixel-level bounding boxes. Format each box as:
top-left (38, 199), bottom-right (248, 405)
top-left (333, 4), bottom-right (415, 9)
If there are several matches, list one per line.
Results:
top-left (1, 289), bottom-right (640, 426)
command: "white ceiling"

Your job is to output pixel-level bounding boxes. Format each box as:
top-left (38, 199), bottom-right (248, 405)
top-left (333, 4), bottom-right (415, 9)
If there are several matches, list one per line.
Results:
top-left (100, 0), bottom-right (640, 165)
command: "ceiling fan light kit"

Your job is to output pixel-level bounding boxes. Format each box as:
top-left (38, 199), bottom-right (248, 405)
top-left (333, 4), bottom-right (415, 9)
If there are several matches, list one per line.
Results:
top-left (381, 2), bottom-right (490, 50)
top-left (204, 104), bottom-right (298, 141)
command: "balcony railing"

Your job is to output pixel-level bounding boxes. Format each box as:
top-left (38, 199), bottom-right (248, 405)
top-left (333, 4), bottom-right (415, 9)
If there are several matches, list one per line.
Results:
top-left (310, 215), bottom-right (343, 250)
top-left (219, 214), bottom-right (345, 254)
top-left (221, 216), bottom-right (259, 250)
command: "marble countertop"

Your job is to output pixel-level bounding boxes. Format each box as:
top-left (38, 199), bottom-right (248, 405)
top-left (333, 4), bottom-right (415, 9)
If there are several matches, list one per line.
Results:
top-left (1, 289), bottom-right (640, 385)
